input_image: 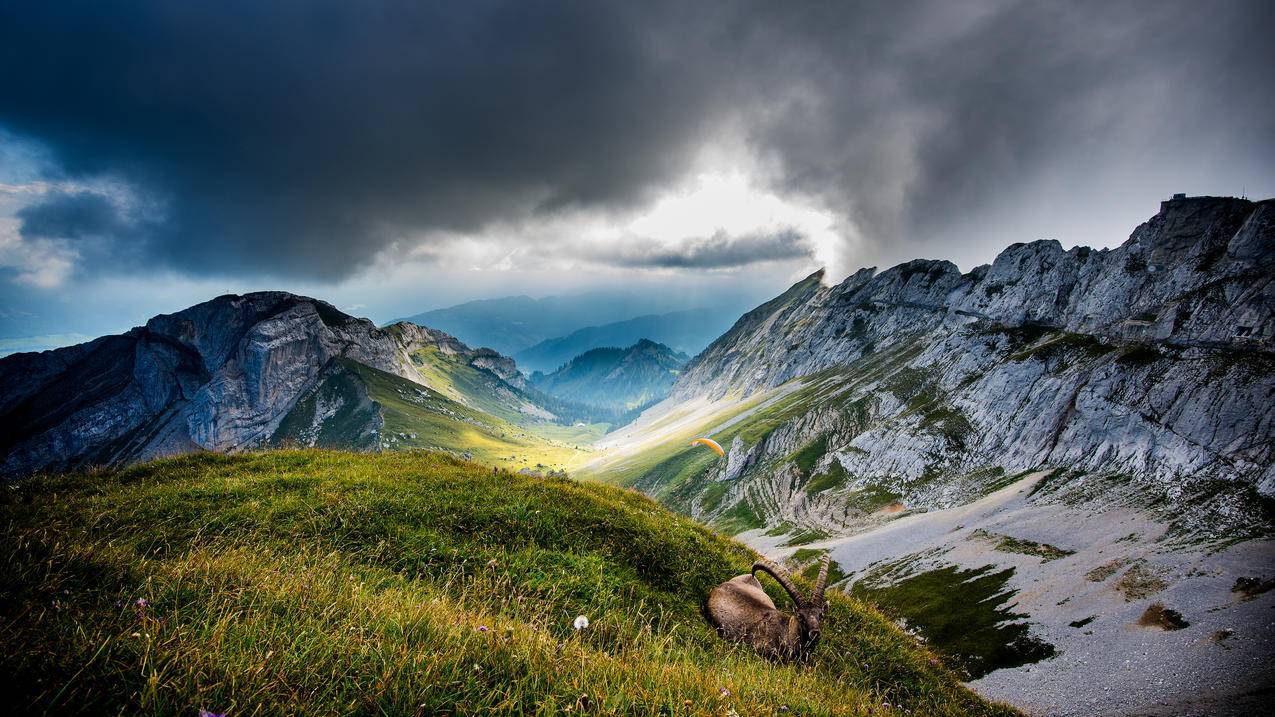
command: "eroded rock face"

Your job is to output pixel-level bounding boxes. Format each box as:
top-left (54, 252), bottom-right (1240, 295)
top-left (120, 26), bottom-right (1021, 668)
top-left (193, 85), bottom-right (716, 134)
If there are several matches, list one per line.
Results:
top-left (678, 197), bottom-right (1272, 402)
top-left (0, 293), bottom-right (522, 476)
top-left (666, 197), bottom-right (1274, 536)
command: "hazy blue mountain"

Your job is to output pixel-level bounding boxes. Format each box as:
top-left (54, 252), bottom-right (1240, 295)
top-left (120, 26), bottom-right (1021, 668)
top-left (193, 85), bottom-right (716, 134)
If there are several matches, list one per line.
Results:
top-left (392, 292), bottom-right (695, 356)
top-left (530, 339), bottom-right (687, 412)
top-left (513, 309), bottom-right (736, 373)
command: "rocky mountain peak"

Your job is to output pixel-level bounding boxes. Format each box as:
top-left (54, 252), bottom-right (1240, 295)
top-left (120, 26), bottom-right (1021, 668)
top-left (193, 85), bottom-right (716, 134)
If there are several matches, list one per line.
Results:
top-left (676, 196), bottom-right (1272, 403)
top-left (0, 293), bottom-right (536, 477)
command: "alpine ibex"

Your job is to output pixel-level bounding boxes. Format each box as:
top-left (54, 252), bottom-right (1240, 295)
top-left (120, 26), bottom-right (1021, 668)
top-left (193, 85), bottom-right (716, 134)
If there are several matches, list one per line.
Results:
top-left (706, 554), bottom-right (830, 660)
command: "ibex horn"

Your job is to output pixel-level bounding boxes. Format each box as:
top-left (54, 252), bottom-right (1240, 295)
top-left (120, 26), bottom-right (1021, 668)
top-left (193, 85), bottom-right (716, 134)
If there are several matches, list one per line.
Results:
top-left (814, 554), bottom-right (831, 605)
top-left (752, 558), bottom-right (807, 608)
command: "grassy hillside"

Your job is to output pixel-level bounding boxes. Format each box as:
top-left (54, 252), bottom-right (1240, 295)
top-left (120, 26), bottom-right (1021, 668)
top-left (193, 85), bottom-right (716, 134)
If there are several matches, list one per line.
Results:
top-left (579, 339), bottom-right (973, 532)
top-left (401, 342), bottom-right (631, 428)
top-left (402, 344), bottom-right (538, 424)
top-left (1, 450), bottom-right (1017, 716)
top-left (272, 358), bottom-right (602, 473)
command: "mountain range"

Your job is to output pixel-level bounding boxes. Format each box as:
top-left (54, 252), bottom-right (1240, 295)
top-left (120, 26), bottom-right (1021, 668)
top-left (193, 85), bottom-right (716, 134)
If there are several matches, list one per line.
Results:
top-left (530, 339), bottom-right (687, 412)
top-left (392, 291), bottom-right (705, 356)
top-left (0, 293), bottom-right (603, 478)
top-left (513, 309), bottom-right (733, 373)
top-left (2, 194), bottom-right (1272, 715)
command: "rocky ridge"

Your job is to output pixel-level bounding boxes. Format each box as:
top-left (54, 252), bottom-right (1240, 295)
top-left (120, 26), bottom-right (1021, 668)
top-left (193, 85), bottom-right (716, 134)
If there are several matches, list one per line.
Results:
top-left (0, 293), bottom-right (542, 476)
top-left (658, 196), bottom-right (1274, 539)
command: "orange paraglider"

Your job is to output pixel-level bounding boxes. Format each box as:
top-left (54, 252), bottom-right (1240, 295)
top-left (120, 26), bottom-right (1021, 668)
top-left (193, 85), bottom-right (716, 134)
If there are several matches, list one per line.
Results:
top-left (689, 437), bottom-right (725, 458)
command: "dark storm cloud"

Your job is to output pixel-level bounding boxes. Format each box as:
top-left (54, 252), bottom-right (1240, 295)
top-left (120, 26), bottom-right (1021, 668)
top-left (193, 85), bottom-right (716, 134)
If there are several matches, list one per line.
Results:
top-left (1, 0), bottom-right (1271, 281)
top-left (17, 191), bottom-right (129, 241)
top-left (737, 0), bottom-right (1275, 249)
top-left (606, 230), bottom-right (808, 269)
top-left (0, 0), bottom-right (734, 279)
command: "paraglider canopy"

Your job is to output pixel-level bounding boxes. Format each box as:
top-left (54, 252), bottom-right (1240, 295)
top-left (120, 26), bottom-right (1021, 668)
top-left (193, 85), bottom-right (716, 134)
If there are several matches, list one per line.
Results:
top-left (689, 437), bottom-right (725, 458)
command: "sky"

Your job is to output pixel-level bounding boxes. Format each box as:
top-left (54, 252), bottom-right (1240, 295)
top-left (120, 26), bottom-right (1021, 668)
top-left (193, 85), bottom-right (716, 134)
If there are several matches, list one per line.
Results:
top-left (1, 0), bottom-right (1272, 346)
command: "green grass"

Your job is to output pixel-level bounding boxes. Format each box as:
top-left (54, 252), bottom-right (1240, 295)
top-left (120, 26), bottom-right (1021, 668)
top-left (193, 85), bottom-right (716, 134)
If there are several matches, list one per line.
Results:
top-left (697, 481), bottom-right (730, 513)
top-left (0, 450), bottom-right (1017, 716)
top-left (916, 405), bottom-right (974, 451)
top-left (805, 461), bottom-right (852, 495)
top-left (790, 435), bottom-right (829, 477)
top-left (714, 498), bottom-right (767, 535)
top-left (845, 483), bottom-right (904, 515)
top-left (278, 359), bottom-right (596, 473)
top-left (791, 550), bottom-right (849, 587)
top-left (850, 562), bottom-right (1055, 680)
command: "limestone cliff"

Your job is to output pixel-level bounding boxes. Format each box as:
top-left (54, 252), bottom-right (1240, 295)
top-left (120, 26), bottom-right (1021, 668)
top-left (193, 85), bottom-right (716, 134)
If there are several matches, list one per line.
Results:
top-left (656, 196), bottom-right (1273, 539)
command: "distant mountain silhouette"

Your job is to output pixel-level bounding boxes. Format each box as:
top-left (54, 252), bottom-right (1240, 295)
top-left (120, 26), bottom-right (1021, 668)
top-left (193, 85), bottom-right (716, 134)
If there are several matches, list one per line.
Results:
top-left (530, 339), bottom-right (687, 412)
top-left (392, 292), bottom-right (696, 356)
top-left (513, 309), bottom-right (735, 373)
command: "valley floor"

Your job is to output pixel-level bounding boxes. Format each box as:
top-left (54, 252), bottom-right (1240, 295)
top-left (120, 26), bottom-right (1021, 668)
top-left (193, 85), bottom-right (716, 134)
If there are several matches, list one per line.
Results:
top-left (741, 473), bottom-right (1275, 717)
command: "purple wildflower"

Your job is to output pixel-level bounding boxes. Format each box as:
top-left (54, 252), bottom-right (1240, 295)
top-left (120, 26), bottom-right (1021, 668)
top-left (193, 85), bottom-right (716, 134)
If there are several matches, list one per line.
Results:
top-left (135, 598), bottom-right (149, 608)
top-left (478, 625), bottom-right (489, 632)
top-left (719, 687), bottom-right (730, 697)
top-left (198, 710), bottom-right (226, 717)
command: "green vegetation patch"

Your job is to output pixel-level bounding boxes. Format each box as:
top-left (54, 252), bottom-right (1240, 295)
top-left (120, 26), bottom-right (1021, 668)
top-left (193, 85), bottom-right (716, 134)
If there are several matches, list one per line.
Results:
top-left (1007, 332), bottom-right (1115, 365)
top-left (1114, 345), bottom-right (1161, 367)
top-left (790, 548), bottom-right (825, 563)
top-left (714, 498), bottom-right (766, 536)
top-left (782, 547), bottom-right (850, 587)
top-left (270, 361), bottom-right (380, 450)
top-left (784, 527), bottom-right (832, 546)
top-left (846, 483), bottom-right (904, 515)
top-left (851, 562), bottom-right (1055, 680)
top-left (884, 366), bottom-right (939, 410)
top-left (916, 404), bottom-right (975, 451)
top-left (804, 461), bottom-right (851, 495)
top-left (971, 530), bottom-right (1075, 562)
top-left (764, 521), bottom-right (794, 537)
top-left (979, 467), bottom-right (1034, 495)
top-left (0, 450), bottom-right (1017, 716)
top-left (697, 481), bottom-right (731, 514)
top-left (789, 434), bottom-right (829, 477)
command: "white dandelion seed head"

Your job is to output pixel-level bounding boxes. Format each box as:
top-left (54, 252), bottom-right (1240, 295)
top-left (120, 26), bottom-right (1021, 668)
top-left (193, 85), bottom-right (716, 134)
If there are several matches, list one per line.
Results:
top-left (573, 615), bottom-right (589, 630)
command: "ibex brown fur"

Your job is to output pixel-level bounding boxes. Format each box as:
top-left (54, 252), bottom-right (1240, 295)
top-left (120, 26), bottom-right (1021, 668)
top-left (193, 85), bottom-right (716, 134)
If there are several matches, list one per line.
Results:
top-left (706, 554), bottom-right (830, 660)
